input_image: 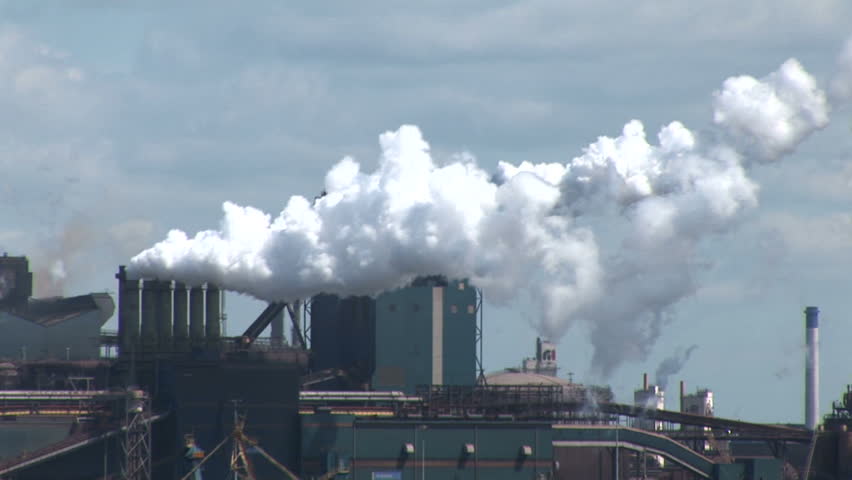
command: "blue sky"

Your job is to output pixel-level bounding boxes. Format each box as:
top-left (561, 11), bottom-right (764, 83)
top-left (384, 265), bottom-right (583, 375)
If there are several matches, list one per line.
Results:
top-left (1, 1), bottom-right (850, 424)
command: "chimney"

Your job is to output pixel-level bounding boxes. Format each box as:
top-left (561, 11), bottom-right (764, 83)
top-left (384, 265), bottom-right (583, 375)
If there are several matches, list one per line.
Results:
top-left (805, 306), bottom-right (820, 430)
top-left (680, 380), bottom-right (685, 413)
top-left (643, 372), bottom-right (648, 391)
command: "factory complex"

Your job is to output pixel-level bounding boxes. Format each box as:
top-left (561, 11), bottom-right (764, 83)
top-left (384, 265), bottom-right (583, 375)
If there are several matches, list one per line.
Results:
top-left (0, 254), bottom-right (850, 479)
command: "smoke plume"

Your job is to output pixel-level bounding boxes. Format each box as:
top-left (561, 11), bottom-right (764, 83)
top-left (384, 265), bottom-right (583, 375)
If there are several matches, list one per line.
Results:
top-left (655, 345), bottom-right (699, 390)
top-left (34, 215), bottom-right (96, 297)
top-left (130, 53), bottom-right (833, 376)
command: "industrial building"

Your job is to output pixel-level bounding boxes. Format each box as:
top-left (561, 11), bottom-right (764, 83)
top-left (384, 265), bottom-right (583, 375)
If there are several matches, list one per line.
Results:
top-left (0, 256), bottom-right (850, 479)
top-left (0, 255), bottom-right (114, 362)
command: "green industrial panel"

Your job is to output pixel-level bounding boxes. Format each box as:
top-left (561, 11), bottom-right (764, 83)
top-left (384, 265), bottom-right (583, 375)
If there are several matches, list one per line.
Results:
top-left (715, 462), bottom-right (746, 480)
top-left (374, 287), bottom-right (433, 393)
top-left (742, 457), bottom-right (782, 480)
top-left (306, 420), bottom-right (555, 480)
top-left (441, 280), bottom-right (477, 386)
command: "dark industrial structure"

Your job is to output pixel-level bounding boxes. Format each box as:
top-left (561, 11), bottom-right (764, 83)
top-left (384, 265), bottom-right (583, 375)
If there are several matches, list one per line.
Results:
top-left (311, 276), bottom-right (479, 393)
top-left (1, 255), bottom-right (851, 479)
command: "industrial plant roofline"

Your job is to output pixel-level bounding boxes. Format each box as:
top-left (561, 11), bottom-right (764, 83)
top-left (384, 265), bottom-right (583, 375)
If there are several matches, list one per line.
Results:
top-left (0, 255), bottom-right (114, 326)
top-left (302, 384), bottom-right (811, 441)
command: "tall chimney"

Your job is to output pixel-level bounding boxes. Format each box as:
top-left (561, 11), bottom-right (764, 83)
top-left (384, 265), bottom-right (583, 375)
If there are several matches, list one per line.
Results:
top-left (643, 372), bottom-right (648, 391)
top-left (680, 380), bottom-right (685, 413)
top-left (805, 306), bottom-right (820, 430)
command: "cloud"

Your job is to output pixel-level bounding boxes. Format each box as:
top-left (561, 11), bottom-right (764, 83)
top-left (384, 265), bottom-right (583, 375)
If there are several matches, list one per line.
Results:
top-left (759, 211), bottom-right (852, 256)
top-left (830, 35), bottom-right (852, 102)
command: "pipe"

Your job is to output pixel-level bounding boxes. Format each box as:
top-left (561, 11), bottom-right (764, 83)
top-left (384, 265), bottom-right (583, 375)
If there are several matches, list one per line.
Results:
top-left (189, 285), bottom-right (206, 346)
top-left (173, 282), bottom-right (189, 351)
top-left (805, 306), bottom-right (820, 430)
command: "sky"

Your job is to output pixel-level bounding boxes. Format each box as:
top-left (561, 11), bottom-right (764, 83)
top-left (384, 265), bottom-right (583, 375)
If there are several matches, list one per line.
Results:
top-left (1, 1), bottom-right (851, 424)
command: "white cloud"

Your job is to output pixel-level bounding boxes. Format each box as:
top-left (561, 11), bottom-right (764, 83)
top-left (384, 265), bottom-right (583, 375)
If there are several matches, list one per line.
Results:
top-left (760, 211), bottom-right (852, 256)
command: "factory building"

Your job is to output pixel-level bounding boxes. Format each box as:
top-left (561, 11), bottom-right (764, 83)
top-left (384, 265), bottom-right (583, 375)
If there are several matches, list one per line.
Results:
top-left (522, 338), bottom-right (558, 376)
top-left (634, 373), bottom-right (666, 432)
top-left (0, 255), bottom-right (114, 361)
top-left (485, 338), bottom-right (612, 404)
top-left (2, 258), bottom-right (850, 480)
top-left (310, 276), bottom-right (478, 393)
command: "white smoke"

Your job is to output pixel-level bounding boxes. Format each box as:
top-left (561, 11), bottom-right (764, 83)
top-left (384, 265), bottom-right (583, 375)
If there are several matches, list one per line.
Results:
top-left (131, 125), bottom-right (602, 338)
top-left (130, 55), bottom-right (831, 376)
top-left (713, 59), bottom-right (829, 162)
top-left (655, 345), bottom-right (699, 390)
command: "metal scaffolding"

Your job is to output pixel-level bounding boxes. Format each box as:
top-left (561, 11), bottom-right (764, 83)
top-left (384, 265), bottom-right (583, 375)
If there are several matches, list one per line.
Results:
top-left (122, 389), bottom-right (151, 480)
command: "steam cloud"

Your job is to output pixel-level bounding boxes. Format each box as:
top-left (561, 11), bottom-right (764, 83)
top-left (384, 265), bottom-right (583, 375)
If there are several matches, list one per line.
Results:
top-left (655, 345), bottom-right (699, 390)
top-left (130, 51), bottom-right (834, 375)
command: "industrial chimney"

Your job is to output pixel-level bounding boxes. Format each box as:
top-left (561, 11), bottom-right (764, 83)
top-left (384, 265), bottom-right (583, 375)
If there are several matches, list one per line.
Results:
top-left (805, 306), bottom-right (820, 430)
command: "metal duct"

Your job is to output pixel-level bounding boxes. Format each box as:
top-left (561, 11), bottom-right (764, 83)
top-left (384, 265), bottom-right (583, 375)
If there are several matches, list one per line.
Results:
top-left (173, 282), bottom-right (189, 351)
top-left (189, 285), bottom-right (206, 346)
top-left (805, 306), bottom-right (820, 430)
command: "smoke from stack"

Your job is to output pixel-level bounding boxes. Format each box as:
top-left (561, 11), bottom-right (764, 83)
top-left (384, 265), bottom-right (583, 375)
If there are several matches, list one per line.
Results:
top-left (130, 43), bottom-right (841, 376)
top-left (654, 345), bottom-right (698, 390)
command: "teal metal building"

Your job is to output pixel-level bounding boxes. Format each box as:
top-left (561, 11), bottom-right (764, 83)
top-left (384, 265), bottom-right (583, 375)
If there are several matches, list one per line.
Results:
top-left (311, 277), bottom-right (478, 393)
top-left (300, 412), bottom-right (784, 480)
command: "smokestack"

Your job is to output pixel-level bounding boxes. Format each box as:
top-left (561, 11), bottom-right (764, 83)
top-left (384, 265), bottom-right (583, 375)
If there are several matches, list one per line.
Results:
top-left (140, 279), bottom-right (158, 352)
top-left (189, 285), bottom-right (206, 347)
top-left (173, 282), bottom-right (189, 351)
top-left (116, 266), bottom-right (141, 355)
top-left (805, 306), bottom-right (820, 430)
top-left (205, 284), bottom-right (222, 345)
top-left (157, 280), bottom-right (174, 351)
top-left (643, 372), bottom-right (648, 390)
top-left (680, 380), bottom-right (685, 413)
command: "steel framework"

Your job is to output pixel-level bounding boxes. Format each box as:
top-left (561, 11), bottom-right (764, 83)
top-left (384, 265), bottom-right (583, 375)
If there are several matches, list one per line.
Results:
top-left (121, 389), bottom-right (151, 480)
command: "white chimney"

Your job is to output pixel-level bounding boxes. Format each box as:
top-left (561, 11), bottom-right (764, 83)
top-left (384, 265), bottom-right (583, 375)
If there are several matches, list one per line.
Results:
top-left (805, 306), bottom-right (820, 430)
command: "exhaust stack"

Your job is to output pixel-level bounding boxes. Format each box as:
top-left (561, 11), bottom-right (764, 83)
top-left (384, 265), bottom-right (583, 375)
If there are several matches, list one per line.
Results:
top-left (805, 306), bottom-right (820, 430)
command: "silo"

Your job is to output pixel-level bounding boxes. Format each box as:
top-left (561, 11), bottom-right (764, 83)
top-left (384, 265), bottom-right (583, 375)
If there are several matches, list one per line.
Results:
top-left (173, 282), bottom-right (190, 351)
top-left (189, 285), bottom-right (206, 347)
